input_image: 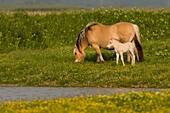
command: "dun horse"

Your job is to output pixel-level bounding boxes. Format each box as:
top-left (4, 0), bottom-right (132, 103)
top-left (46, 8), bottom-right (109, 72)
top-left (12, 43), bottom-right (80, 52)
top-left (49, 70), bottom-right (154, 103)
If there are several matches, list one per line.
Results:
top-left (107, 39), bottom-right (135, 66)
top-left (74, 22), bottom-right (144, 63)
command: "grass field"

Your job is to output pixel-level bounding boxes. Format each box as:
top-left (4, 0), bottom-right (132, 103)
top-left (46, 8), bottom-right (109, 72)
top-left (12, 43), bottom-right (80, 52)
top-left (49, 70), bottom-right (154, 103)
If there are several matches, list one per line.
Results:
top-left (0, 40), bottom-right (170, 88)
top-left (0, 8), bottom-right (169, 87)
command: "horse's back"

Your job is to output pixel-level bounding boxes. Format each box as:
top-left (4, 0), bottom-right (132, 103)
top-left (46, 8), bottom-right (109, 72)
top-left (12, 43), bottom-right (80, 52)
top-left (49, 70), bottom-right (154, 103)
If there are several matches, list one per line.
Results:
top-left (112, 22), bottom-right (135, 42)
top-left (86, 23), bottom-right (113, 48)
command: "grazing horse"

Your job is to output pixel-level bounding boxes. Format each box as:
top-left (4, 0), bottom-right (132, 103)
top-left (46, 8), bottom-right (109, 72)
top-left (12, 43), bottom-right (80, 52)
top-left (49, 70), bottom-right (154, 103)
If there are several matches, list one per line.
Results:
top-left (74, 22), bottom-right (144, 63)
top-left (107, 39), bottom-right (135, 66)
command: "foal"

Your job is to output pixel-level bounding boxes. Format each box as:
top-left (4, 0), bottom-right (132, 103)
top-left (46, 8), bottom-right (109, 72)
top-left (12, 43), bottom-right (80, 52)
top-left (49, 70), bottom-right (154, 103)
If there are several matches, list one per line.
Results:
top-left (107, 39), bottom-right (135, 66)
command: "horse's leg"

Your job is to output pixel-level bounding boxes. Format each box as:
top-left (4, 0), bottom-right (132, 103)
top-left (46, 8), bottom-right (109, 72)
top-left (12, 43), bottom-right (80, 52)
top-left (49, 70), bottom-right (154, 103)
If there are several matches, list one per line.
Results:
top-left (116, 52), bottom-right (119, 65)
top-left (91, 44), bottom-right (105, 63)
top-left (120, 52), bottom-right (125, 66)
top-left (96, 54), bottom-right (100, 62)
top-left (127, 52), bottom-right (131, 63)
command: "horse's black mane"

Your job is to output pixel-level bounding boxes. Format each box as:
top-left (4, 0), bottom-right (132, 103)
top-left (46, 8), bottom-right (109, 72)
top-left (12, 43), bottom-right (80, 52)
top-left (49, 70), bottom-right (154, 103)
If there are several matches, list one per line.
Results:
top-left (85, 22), bottom-right (99, 32)
top-left (76, 31), bottom-right (83, 53)
top-left (76, 22), bottom-right (99, 54)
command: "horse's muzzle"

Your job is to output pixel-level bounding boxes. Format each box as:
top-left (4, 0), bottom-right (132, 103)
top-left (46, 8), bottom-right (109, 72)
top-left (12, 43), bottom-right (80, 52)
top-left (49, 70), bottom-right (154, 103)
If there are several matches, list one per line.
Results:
top-left (74, 60), bottom-right (80, 62)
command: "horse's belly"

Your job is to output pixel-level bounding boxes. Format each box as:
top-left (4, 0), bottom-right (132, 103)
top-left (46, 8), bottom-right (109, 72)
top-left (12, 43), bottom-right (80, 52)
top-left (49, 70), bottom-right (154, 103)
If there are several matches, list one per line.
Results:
top-left (97, 38), bottom-right (111, 48)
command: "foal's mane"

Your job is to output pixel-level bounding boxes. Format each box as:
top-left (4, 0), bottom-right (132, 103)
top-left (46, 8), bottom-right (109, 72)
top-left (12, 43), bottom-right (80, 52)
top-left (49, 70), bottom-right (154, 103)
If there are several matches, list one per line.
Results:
top-left (76, 22), bottom-right (99, 54)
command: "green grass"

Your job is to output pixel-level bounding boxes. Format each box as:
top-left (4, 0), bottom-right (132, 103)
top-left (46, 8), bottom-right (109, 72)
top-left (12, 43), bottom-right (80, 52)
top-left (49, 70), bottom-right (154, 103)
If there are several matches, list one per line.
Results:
top-left (1, 91), bottom-right (170, 113)
top-left (0, 38), bottom-right (170, 87)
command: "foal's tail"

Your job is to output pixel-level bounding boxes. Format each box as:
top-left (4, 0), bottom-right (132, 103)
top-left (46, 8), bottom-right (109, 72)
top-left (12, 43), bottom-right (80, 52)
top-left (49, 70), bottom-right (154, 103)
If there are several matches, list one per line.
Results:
top-left (133, 24), bottom-right (144, 62)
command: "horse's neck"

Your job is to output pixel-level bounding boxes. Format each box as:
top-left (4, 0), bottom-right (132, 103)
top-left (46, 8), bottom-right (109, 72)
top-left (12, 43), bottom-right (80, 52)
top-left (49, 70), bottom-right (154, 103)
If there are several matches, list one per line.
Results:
top-left (81, 38), bottom-right (88, 52)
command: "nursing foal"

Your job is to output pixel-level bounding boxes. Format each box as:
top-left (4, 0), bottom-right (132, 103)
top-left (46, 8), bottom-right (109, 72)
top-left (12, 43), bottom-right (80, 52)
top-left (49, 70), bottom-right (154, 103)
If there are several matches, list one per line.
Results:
top-left (107, 39), bottom-right (135, 66)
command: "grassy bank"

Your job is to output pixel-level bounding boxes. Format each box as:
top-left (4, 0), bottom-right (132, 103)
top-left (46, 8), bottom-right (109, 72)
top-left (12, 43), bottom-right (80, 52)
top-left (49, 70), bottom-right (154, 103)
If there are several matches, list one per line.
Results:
top-left (1, 91), bottom-right (170, 113)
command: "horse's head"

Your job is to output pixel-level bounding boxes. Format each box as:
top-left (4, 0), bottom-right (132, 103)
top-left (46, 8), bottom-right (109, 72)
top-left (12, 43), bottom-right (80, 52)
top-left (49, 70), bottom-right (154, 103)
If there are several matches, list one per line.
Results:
top-left (73, 46), bottom-right (84, 62)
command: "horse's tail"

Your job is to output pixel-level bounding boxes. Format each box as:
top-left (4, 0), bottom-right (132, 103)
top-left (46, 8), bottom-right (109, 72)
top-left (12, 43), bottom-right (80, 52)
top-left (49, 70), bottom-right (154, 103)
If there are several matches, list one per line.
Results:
top-left (133, 24), bottom-right (144, 62)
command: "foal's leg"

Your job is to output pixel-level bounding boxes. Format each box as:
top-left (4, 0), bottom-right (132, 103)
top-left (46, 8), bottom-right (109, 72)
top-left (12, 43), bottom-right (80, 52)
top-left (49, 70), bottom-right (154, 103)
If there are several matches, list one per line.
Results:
top-left (116, 52), bottom-right (119, 65)
top-left (129, 50), bottom-right (135, 65)
top-left (91, 44), bottom-right (105, 63)
top-left (134, 47), bottom-right (139, 62)
top-left (132, 52), bottom-right (135, 65)
top-left (132, 41), bottom-right (139, 62)
top-left (132, 54), bottom-right (135, 65)
top-left (120, 52), bottom-right (125, 66)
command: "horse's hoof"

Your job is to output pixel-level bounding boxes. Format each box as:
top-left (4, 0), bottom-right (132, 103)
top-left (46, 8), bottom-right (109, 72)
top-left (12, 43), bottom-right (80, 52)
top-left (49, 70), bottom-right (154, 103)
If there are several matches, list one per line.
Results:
top-left (96, 60), bottom-right (105, 63)
top-left (101, 60), bottom-right (105, 63)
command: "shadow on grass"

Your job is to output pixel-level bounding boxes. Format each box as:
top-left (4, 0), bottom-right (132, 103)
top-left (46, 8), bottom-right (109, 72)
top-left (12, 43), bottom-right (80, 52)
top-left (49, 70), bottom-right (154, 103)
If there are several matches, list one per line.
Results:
top-left (84, 50), bottom-right (115, 63)
top-left (84, 50), bottom-right (131, 63)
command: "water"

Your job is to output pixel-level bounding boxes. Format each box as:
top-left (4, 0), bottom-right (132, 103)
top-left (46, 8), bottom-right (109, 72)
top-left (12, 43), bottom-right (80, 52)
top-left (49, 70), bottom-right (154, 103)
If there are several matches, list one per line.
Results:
top-left (0, 87), bottom-right (169, 102)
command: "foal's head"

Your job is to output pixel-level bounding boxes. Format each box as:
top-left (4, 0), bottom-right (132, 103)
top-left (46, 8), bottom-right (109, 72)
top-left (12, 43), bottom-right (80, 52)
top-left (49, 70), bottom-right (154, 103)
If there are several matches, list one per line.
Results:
top-left (107, 39), bottom-right (117, 49)
top-left (73, 47), bottom-right (84, 62)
